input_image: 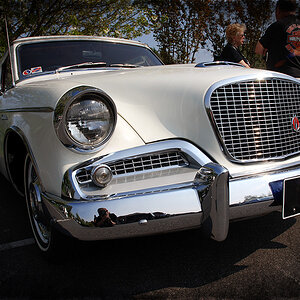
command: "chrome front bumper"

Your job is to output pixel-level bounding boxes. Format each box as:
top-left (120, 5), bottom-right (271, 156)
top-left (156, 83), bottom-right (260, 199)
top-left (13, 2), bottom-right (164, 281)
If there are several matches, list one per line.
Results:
top-left (41, 140), bottom-right (300, 242)
top-left (43, 162), bottom-right (230, 242)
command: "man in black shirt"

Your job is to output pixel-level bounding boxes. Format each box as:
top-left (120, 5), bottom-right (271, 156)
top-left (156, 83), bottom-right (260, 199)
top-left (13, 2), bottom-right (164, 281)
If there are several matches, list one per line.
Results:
top-left (255, 0), bottom-right (300, 77)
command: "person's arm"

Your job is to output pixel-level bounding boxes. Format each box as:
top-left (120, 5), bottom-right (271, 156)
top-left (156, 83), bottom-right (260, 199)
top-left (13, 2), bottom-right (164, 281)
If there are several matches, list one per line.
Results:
top-left (239, 59), bottom-right (250, 68)
top-left (255, 41), bottom-right (267, 56)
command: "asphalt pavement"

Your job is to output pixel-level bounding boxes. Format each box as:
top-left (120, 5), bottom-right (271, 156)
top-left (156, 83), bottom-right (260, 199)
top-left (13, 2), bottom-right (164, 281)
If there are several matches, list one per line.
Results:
top-left (0, 174), bottom-right (299, 299)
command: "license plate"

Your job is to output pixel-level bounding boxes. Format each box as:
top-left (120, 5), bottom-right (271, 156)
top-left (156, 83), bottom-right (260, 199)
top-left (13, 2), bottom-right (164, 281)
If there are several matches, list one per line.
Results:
top-left (283, 176), bottom-right (300, 219)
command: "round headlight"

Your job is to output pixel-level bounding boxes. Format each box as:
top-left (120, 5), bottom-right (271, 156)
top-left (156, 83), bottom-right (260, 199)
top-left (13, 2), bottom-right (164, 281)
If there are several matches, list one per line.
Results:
top-left (54, 87), bottom-right (116, 152)
top-left (66, 96), bottom-right (114, 147)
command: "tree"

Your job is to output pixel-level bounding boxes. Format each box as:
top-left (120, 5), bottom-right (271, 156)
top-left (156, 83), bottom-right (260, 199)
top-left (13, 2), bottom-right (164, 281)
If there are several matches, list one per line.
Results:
top-left (137, 0), bottom-right (275, 67)
top-left (203, 1), bottom-right (237, 60)
top-left (0, 0), bottom-right (151, 56)
top-left (0, 0), bottom-right (277, 68)
top-left (137, 0), bottom-right (210, 64)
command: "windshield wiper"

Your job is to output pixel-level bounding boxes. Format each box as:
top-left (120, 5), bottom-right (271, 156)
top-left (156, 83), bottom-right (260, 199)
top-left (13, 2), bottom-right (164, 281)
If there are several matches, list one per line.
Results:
top-left (108, 63), bottom-right (140, 68)
top-left (56, 62), bottom-right (107, 72)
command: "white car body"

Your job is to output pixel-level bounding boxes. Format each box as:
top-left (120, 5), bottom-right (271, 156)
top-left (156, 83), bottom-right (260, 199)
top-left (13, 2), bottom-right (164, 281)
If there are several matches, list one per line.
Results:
top-left (1, 35), bottom-right (299, 254)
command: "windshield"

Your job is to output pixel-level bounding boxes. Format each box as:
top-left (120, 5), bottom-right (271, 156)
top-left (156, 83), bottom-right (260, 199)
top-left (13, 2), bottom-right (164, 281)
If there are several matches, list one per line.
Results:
top-left (17, 40), bottom-right (163, 80)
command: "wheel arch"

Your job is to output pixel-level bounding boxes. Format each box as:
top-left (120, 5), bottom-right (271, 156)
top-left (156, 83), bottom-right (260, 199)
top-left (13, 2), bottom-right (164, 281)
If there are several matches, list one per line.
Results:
top-left (4, 126), bottom-right (40, 196)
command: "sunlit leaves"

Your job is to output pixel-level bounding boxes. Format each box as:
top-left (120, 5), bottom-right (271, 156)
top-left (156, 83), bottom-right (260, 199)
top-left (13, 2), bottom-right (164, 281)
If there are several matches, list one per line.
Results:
top-left (0, 0), bottom-right (151, 56)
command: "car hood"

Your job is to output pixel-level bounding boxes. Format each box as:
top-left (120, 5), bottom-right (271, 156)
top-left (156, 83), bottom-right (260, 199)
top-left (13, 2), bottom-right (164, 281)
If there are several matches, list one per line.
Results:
top-left (53, 65), bottom-right (274, 141)
top-left (16, 64), bottom-right (288, 166)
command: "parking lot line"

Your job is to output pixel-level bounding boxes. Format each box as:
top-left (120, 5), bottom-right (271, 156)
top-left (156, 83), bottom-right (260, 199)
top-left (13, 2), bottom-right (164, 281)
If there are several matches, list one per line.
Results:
top-left (0, 238), bottom-right (35, 251)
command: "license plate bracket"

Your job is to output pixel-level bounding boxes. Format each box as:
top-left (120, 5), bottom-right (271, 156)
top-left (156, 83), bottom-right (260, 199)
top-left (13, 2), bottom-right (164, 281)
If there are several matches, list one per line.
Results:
top-left (283, 176), bottom-right (300, 219)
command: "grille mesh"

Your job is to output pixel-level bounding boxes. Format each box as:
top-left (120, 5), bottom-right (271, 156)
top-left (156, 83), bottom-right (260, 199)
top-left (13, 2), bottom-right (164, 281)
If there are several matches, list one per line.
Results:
top-left (109, 151), bottom-right (188, 175)
top-left (210, 79), bottom-right (300, 161)
top-left (75, 151), bottom-right (188, 184)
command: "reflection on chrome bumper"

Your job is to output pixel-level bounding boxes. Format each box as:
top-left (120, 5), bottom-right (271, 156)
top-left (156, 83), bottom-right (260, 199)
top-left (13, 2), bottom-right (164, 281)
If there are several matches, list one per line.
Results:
top-left (229, 165), bottom-right (300, 219)
top-left (44, 187), bottom-right (204, 241)
top-left (42, 162), bottom-right (230, 242)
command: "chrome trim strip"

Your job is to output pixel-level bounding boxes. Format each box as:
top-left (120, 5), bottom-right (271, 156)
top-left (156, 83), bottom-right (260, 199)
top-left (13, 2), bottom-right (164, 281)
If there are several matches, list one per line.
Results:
top-left (196, 61), bottom-right (244, 68)
top-left (229, 164), bottom-right (300, 206)
top-left (81, 181), bottom-right (196, 201)
top-left (229, 199), bottom-right (280, 220)
top-left (204, 74), bottom-right (300, 164)
top-left (230, 161), bottom-right (300, 180)
top-left (0, 107), bottom-right (53, 113)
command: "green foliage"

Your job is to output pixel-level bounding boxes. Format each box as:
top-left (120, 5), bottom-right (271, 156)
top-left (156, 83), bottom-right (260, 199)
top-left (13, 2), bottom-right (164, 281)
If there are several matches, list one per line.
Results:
top-left (137, 0), bottom-right (276, 67)
top-left (0, 0), bottom-right (151, 57)
top-left (137, 0), bottom-right (211, 64)
top-left (0, 0), bottom-right (277, 68)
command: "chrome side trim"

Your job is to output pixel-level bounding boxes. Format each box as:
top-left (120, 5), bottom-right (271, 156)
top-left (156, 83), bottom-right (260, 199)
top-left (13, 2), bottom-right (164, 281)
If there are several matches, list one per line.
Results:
top-left (0, 107), bottom-right (53, 113)
top-left (204, 73), bottom-right (300, 164)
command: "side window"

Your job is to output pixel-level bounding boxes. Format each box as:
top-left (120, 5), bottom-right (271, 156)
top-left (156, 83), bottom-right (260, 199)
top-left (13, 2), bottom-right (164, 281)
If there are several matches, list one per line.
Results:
top-left (1, 56), bottom-right (13, 93)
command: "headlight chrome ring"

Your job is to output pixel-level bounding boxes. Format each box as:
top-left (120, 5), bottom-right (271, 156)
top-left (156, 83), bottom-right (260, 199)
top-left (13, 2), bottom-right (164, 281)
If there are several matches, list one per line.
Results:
top-left (54, 86), bottom-right (117, 153)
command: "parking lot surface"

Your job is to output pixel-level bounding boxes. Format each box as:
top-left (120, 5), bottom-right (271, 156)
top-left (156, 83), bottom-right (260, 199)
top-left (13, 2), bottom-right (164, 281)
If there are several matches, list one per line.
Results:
top-left (0, 174), bottom-right (299, 299)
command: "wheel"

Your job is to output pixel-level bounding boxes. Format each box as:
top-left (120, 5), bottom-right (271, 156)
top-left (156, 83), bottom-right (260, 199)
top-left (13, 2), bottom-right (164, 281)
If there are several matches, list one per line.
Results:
top-left (24, 154), bottom-right (63, 257)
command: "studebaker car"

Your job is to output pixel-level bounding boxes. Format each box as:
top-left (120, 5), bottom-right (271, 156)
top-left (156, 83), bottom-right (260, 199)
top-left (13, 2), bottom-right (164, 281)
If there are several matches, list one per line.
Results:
top-left (0, 35), bottom-right (299, 256)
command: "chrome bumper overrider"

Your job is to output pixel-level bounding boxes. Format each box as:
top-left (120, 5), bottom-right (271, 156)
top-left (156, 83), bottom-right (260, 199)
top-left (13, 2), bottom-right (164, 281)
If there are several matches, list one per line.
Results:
top-left (41, 140), bottom-right (300, 242)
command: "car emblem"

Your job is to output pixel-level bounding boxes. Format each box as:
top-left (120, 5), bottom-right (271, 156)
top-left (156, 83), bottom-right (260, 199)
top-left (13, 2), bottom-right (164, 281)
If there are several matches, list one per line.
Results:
top-left (292, 115), bottom-right (300, 131)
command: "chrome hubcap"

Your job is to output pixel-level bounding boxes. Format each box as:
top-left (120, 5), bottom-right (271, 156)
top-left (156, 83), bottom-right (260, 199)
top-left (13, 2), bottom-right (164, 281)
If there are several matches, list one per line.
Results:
top-left (27, 161), bottom-right (50, 245)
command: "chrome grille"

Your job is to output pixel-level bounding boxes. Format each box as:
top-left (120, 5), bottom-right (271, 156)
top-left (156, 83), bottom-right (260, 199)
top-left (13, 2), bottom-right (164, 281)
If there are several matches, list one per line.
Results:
top-left (210, 78), bottom-right (300, 161)
top-left (75, 169), bottom-right (91, 184)
top-left (75, 151), bottom-right (188, 184)
top-left (109, 151), bottom-right (188, 175)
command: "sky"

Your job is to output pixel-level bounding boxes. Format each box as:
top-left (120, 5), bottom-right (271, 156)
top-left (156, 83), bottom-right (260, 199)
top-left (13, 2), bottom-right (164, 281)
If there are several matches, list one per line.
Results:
top-left (134, 33), bottom-right (213, 63)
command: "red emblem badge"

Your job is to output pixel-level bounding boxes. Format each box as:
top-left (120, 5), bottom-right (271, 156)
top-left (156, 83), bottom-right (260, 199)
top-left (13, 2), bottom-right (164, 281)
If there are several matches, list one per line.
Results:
top-left (286, 24), bottom-right (300, 54)
top-left (292, 116), bottom-right (300, 131)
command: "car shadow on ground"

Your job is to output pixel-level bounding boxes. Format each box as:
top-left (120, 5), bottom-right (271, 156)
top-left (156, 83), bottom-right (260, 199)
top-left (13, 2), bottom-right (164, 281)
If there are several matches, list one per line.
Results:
top-left (0, 171), bottom-right (297, 299)
top-left (8, 214), bottom-right (297, 298)
top-left (73, 212), bottom-right (295, 295)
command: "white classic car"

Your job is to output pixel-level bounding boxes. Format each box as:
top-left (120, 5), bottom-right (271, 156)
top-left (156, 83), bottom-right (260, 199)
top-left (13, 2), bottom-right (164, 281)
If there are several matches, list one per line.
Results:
top-left (1, 35), bottom-right (300, 255)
